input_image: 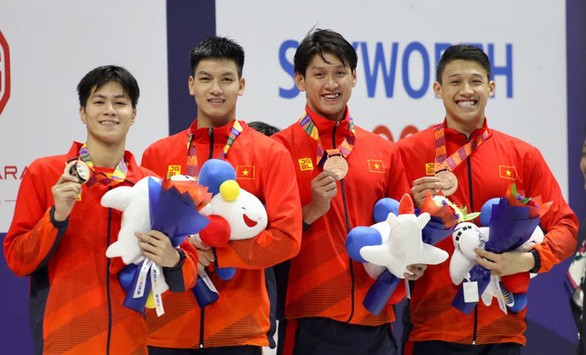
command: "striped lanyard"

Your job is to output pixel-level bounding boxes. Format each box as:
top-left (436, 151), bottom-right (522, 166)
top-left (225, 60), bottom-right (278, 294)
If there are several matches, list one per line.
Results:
top-left (434, 124), bottom-right (489, 173)
top-left (78, 144), bottom-right (128, 186)
top-left (186, 120), bottom-right (244, 177)
top-left (299, 112), bottom-right (355, 167)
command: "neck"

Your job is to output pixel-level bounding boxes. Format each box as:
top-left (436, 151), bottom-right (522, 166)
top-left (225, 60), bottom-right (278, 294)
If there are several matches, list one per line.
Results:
top-left (446, 118), bottom-right (484, 138)
top-left (197, 115), bottom-right (234, 129)
top-left (85, 139), bottom-right (125, 168)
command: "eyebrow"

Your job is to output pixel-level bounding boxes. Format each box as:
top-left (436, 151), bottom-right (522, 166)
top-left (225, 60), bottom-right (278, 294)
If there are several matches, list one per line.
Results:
top-left (196, 70), bottom-right (237, 77)
top-left (90, 93), bottom-right (129, 100)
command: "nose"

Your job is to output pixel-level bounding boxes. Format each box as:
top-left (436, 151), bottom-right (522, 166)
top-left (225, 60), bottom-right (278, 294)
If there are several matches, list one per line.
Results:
top-left (104, 102), bottom-right (116, 114)
top-left (325, 75), bottom-right (339, 89)
top-left (460, 82), bottom-right (474, 95)
top-left (210, 79), bottom-right (222, 94)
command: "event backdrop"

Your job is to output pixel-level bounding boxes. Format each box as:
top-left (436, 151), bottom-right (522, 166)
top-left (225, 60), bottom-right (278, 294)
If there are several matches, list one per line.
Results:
top-left (1, 1), bottom-right (584, 354)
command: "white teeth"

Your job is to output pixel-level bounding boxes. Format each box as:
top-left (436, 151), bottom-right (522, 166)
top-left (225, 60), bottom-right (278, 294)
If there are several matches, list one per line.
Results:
top-left (458, 101), bottom-right (475, 107)
top-left (324, 94), bottom-right (339, 99)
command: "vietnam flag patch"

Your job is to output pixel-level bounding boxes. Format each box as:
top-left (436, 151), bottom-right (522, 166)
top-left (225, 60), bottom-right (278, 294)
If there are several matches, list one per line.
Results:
top-left (367, 159), bottom-right (385, 173)
top-left (499, 165), bottom-right (518, 180)
top-left (236, 165), bottom-right (255, 180)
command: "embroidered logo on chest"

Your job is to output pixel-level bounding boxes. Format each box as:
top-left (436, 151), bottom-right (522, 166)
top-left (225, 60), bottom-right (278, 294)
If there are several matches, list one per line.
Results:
top-left (298, 158), bottom-right (314, 171)
top-left (236, 165), bottom-right (255, 180)
top-left (499, 165), bottom-right (518, 180)
top-left (367, 159), bottom-right (385, 173)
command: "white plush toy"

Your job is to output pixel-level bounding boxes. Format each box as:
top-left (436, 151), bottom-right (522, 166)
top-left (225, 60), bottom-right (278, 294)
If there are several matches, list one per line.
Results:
top-left (199, 179), bottom-right (267, 241)
top-left (449, 222), bottom-right (489, 285)
top-left (102, 176), bottom-right (157, 265)
top-left (358, 194), bottom-right (449, 278)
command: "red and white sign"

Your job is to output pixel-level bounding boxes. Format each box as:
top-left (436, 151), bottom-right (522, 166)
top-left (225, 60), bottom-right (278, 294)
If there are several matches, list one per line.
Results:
top-left (0, 31), bottom-right (10, 116)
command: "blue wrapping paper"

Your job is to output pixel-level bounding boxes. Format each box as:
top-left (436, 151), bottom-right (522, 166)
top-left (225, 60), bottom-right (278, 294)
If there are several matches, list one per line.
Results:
top-left (119, 178), bottom-right (210, 313)
top-left (363, 270), bottom-right (401, 315)
top-left (452, 198), bottom-right (540, 313)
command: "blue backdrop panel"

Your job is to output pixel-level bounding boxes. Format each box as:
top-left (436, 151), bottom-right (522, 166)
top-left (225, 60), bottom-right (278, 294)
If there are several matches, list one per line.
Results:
top-left (167, 0), bottom-right (216, 135)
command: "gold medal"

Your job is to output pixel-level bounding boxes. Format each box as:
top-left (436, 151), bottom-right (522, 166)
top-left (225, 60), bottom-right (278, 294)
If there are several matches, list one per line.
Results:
top-left (436, 170), bottom-right (458, 196)
top-left (323, 155), bottom-right (348, 180)
top-left (65, 159), bottom-right (90, 184)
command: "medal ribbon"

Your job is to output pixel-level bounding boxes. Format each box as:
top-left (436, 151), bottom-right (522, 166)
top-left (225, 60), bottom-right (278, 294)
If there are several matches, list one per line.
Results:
top-left (79, 144), bottom-right (128, 186)
top-left (185, 120), bottom-right (244, 178)
top-left (298, 112), bottom-right (356, 166)
top-left (434, 124), bottom-right (489, 173)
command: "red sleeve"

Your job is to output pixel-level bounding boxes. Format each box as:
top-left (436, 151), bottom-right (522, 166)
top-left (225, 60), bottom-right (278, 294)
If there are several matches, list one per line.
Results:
top-left (3, 161), bottom-right (62, 276)
top-left (386, 143), bottom-right (412, 200)
top-left (526, 150), bottom-right (578, 272)
top-left (215, 143), bottom-right (302, 269)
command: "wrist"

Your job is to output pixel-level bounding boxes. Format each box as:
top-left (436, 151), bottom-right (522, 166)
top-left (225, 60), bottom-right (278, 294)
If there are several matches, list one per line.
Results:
top-left (529, 249), bottom-right (540, 273)
top-left (302, 204), bottom-right (320, 225)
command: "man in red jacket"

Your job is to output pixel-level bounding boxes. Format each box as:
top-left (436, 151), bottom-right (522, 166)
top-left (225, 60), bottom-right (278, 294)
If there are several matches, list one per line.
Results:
top-left (396, 44), bottom-right (578, 354)
top-left (272, 28), bottom-right (423, 355)
top-left (141, 36), bottom-right (302, 354)
top-left (3, 65), bottom-right (198, 354)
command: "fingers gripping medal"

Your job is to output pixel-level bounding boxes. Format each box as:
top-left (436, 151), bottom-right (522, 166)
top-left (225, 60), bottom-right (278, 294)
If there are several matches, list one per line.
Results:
top-left (436, 170), bottom-right (458, 196)
top-left (323, 154), bottom-right (348, 180)
top-left (65, 159), bottom-right (90, 184)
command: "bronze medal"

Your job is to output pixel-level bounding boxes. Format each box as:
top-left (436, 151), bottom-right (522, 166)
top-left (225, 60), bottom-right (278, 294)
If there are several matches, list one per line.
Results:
top-left (65, 159), bottom-right (90, 184)
top-left (323, 155), bottom-right (348, 180)
top-left (436, 170), bottom-right (458, 196)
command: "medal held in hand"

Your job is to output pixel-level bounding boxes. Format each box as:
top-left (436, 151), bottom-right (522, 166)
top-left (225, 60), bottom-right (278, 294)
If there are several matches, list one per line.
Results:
top-left (323, 154), bottom-right (348, 180)
top-left (65, 159), bottom-right (90, 184)
top-left (436, 170), bottom-right (458, 196)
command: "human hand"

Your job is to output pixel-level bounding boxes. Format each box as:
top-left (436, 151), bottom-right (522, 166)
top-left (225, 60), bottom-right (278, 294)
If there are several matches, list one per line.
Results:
top-left (302, 172), bottom-right (337, 224)
top-left (410, 176), bottom-right (443, 207)
top-left (51, 173), bottom-right (82, 221)
top-left (136, 230), bottom-right (180, 268)
top-left (405, 264), bottom-right (427, 281)
top-left (474, 249), bottom-right (534, 276)
top-left (190, 237), bottom-right (215, 272)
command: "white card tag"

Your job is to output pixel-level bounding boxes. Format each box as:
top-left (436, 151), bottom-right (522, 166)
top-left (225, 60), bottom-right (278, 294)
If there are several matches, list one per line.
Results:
top-left (463, 281), bottom-right (479, 303)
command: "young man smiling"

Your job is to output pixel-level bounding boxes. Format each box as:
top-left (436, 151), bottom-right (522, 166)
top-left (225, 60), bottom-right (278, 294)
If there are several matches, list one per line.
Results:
top-left (4, 65), bottom-right (197, 354)
top-left (272, 28), bottom-right (418, 355)
top-left (141, 36), bottom-right (302, 354)
top-left (396, 44), bottom-right (578, 354)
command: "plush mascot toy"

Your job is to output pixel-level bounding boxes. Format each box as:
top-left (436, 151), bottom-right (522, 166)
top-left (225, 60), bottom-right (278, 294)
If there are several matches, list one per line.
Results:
top-left (191, 159), bottom-right (268, 306)
top-left (450, 184), bottom-right (550, 314)
top-left (102, 175), bottom-right (211, 316)
top-left (346, 194), bottom-right (452, 315)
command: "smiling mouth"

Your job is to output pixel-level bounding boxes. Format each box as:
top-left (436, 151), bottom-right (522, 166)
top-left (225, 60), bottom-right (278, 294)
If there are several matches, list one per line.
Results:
top-left (456, 100), bottom-right (477, 108)
top-left (243, 214), bottom-right (257, 228)
top-left (99, 120), bottom-right (119, 125)
top-left (323, 93), bottom-right (341, 100)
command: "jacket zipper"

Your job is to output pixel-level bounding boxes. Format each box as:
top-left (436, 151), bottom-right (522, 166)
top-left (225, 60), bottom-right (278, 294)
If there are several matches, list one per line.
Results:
top-left (199, 127), bottom-right (215, 348)
top-left (464, 135), bottom-right (478, 345)
top-left (106, 186), bottom-right (113, 355)
top-left (332, 121), bottom-right (355, 323)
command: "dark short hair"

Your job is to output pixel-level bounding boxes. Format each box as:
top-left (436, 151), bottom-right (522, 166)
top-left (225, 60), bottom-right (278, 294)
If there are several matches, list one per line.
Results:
top-left (190, 36), bottom-right (245, 77)
top-left (294, 28), bottom-right (357, 76)
top-left (248, 121), bottom-right (280, 136)
top-left (77, 65), bottom-right (139, 108)
top-left (436, 44), bottom-right (491, 83)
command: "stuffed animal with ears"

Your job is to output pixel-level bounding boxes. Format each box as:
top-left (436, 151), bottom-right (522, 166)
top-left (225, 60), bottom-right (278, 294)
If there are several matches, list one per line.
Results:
top-left (101, 175), bottom-right (210, 315)
top-left (346, 194), bottom-right (451, 315)
top-left (191, 159), bottom-right (268, 306)
top-left (449, 184), bottom-right (549, 314)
